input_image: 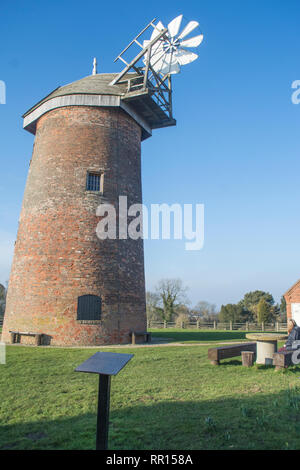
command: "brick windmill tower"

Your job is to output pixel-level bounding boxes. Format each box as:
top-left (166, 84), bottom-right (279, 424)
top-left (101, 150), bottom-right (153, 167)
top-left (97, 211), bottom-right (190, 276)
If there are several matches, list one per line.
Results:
top-left (2, 16), bottom-right (203, 346)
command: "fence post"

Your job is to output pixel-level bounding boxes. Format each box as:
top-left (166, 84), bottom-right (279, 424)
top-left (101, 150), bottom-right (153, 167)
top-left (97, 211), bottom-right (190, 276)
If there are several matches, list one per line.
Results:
top-left (164, 321), bottom-right (167, 329)
top-left (197, 320), bottom-right (200, 329)
top-left (261, 322), bottom-right (264, 332)
top-left (213, 321), bottom-right (216, 330)
top-left (230, 321), bottom-right (233, 331)
top-left (246, 322), bottom-right (249, 331)
top-left (181, 321), bottom-right (184, 329)
top-left (276, 322), bottom-right (279, 332)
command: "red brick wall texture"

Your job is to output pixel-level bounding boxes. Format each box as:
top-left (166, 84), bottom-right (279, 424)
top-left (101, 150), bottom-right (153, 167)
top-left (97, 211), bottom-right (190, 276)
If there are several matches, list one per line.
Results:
top-left (1, 106), bottom-right (147, 345)
top-left (284, 280), bottom-right (300, 323)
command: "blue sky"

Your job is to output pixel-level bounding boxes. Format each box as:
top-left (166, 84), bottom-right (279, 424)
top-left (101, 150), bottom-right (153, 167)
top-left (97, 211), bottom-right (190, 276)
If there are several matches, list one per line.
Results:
top-left (1, 0), bottom-right (300, 307)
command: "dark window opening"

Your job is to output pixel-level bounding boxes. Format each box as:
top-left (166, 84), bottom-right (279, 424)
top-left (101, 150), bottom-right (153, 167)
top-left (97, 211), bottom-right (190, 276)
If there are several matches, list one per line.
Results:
top-left (86, 172), bottom-right (101, 192)
top-left (77, 294), bottom-right (102, 321)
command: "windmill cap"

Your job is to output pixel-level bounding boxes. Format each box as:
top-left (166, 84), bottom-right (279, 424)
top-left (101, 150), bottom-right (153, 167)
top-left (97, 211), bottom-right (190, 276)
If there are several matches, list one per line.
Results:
top-left (22, 72), bottom-right (153, 140)
top-left (23, 73), bottom-right (138, 118)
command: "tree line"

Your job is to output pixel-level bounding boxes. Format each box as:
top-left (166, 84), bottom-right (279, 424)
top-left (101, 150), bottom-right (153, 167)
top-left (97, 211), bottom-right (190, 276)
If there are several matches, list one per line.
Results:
top-left (0, 279), bottom-right (287, 325)
top-left (147, 279), bottom-right (287, 325)
top-left (0, 283), bottom-right (7, 318)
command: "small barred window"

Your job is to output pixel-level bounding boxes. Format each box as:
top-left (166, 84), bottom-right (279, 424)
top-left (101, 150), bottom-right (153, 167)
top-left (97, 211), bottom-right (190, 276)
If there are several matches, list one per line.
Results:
top-left (86, 172), bottom-right (101, 192)
top-left (77, 294), bottom-right (102, 321)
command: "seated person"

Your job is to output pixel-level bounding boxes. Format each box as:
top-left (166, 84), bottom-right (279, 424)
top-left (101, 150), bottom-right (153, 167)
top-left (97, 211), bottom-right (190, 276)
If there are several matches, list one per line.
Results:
top-left (278, 319), bottom-right (300, 352)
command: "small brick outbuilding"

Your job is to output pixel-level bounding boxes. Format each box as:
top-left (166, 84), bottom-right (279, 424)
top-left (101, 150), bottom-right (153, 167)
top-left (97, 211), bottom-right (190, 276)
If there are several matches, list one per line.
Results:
top-left (284, 280), bottom-right (300, 325)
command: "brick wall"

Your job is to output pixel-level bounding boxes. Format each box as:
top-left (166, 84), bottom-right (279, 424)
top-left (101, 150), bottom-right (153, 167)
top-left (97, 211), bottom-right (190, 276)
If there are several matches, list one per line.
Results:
top-left (1, 106), bottom-right (147, 346)
top-left (284, 281), bottom-right (300, 322)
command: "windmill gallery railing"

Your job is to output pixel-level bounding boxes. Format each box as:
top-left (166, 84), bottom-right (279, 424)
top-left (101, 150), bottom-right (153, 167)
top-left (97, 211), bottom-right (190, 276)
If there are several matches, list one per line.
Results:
top-left (147, 320), bottom-right (288, 332)
top-left (110, 18), bottom-right (176, 124)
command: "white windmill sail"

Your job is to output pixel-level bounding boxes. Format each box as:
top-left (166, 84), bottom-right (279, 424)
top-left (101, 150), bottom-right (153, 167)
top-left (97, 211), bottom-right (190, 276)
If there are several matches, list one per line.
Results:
top-left (143, 15), bottom-right (203, 75)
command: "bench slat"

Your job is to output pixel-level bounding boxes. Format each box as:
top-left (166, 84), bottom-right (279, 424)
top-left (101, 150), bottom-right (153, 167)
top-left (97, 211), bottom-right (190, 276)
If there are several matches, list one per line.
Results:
top-left (129, 331), bottom-right (149, 336)
top-left (208, 342), bottom-right (256, 364)
top-left (10, 331), bottom-right (40, 336)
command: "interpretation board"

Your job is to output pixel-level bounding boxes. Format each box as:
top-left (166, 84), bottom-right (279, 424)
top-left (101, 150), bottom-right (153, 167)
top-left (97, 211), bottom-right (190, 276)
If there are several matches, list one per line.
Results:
top-left (75, 351), bottom-right (134, 450)
top-left (75, 351), bottom-right (134, 376)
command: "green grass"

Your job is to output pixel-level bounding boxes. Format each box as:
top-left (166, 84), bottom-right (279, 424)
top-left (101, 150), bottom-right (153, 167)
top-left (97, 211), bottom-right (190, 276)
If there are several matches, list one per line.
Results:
top-left (1, 338), bottom-right (300, 450)
top-left (149, 328), bottom-right (286, 343)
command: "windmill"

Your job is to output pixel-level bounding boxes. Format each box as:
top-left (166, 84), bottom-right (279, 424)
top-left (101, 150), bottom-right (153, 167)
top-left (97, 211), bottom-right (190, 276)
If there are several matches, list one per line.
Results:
top-left (110, 14), bottom-right (204, 129)
top-left (2, 14), bottom-right (204, 348)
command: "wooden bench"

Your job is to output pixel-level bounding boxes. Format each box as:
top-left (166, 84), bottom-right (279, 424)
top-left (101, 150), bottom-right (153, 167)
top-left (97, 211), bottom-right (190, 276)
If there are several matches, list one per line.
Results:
top-left (130, 331), bottom-right (151, 345)
top-left (9, 331), bottom-right (43, 346)
top-left (273, 350), bottom-right (294, 370)
top-left (208, 342), bottom-right (256, 365)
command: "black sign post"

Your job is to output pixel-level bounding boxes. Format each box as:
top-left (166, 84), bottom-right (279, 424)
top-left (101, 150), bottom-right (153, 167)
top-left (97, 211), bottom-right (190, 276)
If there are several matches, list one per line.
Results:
top-left (75, 351), bottom-right (133, 450)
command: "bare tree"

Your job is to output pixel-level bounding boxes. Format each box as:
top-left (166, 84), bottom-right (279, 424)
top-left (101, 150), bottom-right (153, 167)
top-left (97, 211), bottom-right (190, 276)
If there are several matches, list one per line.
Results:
top-left (192, 301), bottom-right (217, 321)
top-left (0, 283), bottom-right (7, 317)
top-left (146, 291), bottom-right (162, 322)
top-left (155, 278), bottom-right (189, 322)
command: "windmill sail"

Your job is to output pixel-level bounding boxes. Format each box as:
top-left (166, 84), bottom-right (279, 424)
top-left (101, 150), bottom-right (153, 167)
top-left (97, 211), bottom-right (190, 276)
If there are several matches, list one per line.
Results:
top-left (143, 15), bottom-right (203, 75)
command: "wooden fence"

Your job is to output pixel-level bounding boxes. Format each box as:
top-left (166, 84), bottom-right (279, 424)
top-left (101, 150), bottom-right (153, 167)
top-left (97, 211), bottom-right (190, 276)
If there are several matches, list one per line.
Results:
top-left (0, 317), bottom-right (287, 332)
top-left (148, 320), bottom-right (288, 332)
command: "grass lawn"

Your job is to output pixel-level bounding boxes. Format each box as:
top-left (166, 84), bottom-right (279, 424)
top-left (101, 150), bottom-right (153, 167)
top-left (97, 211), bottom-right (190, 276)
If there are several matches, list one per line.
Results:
top-left (149, 328), bottom-right (273, 343)
top-left (1, 332), bottom-right (300, 450)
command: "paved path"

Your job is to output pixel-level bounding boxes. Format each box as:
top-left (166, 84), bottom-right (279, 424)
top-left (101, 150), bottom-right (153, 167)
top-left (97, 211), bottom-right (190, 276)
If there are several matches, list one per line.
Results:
top-left (6, 339), bottom-right (251, 349)
top-left (93, 340), bottom-right (250, 349)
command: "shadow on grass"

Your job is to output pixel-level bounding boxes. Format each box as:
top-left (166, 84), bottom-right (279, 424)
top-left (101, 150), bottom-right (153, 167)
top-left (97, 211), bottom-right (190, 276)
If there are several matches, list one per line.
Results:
top-left (219, 359), bottom-right (242, 366)
top-left (1, 387), bottom-right (300, 450)
top-left (150, 330), bottom-right (256, 343)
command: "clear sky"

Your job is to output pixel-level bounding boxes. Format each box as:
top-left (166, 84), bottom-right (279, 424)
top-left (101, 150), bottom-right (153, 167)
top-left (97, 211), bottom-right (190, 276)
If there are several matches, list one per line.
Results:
top-left (1, 0), bottom-right (300, 308)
